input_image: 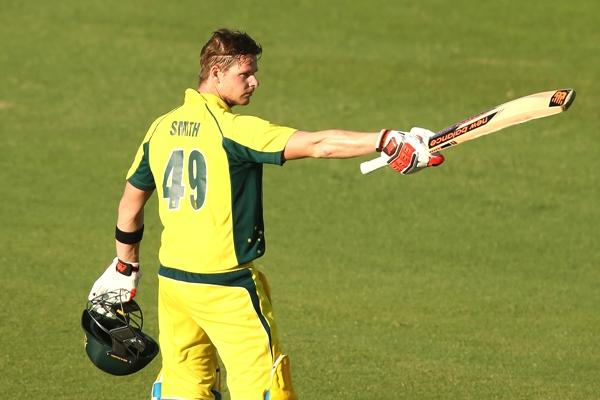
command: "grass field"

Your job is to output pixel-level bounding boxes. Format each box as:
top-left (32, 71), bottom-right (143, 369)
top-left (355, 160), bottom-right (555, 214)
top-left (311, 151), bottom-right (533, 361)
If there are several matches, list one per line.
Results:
top-left (1, 1), bottom-right (599, 399)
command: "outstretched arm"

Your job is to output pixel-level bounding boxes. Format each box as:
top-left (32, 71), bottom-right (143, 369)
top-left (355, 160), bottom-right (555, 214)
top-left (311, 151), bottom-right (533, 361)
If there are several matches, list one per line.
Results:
top-left (283, 130), bottom-right (379, 160)
top-left (283, 128), bottom-right (444, 174)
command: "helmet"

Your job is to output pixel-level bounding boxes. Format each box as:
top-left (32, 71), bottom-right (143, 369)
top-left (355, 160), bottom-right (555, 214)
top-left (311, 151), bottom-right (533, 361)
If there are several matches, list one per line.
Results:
top-left (81, 290), bottom-right (159, 376)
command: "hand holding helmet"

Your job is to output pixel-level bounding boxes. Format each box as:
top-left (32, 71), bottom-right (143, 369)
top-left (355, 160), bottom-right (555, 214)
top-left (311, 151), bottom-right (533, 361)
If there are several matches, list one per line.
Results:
top-left (81, 290), bottom-right (159, 375)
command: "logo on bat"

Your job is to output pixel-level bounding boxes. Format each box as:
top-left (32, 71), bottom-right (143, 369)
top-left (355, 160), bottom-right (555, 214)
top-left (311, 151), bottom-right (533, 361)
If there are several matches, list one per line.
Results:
top-left (549, 90), bottom-right (569, 107)
top-left (429, 112), bottom-right (498, 148)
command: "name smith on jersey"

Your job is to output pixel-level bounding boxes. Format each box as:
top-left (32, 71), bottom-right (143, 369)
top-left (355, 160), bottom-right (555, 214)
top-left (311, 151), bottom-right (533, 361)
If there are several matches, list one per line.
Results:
top-left (170, 120), bottom-right (201, 137)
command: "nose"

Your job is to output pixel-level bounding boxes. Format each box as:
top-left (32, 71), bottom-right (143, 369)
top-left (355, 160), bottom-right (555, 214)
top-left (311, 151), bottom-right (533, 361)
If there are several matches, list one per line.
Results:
top-left (248, 75), bottom-right (259, 88)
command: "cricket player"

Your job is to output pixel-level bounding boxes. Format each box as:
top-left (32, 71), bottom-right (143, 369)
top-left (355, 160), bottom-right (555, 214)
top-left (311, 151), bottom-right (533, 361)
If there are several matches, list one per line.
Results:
top-left (88, 28), bottom-right (444, 400)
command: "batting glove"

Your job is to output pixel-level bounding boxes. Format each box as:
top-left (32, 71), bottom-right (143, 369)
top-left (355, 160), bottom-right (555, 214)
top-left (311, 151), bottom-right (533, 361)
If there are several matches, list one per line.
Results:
top-left (376, 128), bottom-right (444, 174)
top-left (88, 257), bottom-right (141, 303)
top-left (406, 127), bottom-right (445, 173)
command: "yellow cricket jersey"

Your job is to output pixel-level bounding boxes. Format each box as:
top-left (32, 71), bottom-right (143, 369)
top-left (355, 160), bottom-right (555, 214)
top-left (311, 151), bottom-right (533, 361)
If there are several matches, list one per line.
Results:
top-left (126, 89), bottom-right (296, 273)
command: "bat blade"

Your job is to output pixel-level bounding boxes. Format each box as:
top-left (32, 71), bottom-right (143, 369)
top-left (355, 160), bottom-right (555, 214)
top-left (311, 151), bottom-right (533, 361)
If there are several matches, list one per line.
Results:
top-left (427, 88), bottom-right (576, 153)
top-left (360, 88), bottom-right (575, 174)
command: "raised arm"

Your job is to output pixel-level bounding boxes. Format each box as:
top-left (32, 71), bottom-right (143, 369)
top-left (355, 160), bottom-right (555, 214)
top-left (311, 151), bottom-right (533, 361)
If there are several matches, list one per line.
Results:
top-left (283, 128), bottom-right (445, 174)
top-left (283, 130), bottom-right (379, 160)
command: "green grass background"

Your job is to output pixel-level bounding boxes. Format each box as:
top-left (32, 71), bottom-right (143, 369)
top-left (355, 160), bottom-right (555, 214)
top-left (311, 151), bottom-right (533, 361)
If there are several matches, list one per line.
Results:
top-left (1, 0), bottom-right (598, 399)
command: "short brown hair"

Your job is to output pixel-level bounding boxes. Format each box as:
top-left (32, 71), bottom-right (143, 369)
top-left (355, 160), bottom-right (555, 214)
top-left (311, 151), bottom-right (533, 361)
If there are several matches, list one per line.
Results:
top-left (198, 29), bottom-right (262, 83)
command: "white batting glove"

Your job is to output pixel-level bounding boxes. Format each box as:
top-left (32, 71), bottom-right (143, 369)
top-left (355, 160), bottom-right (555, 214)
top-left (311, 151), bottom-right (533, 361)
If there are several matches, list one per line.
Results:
top-left (405, 127), bottom-right (445, 173)
top-left (376, 129), bottom-right (444, 174)
top-left (88, 257), bottom-right (141, 303)
top-left (408, 127), bottom-right (439, 145)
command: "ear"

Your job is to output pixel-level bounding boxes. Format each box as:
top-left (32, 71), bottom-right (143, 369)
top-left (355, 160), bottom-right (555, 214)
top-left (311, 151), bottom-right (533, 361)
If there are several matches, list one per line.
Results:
top-left (209, 65), bottom-right (222, 84)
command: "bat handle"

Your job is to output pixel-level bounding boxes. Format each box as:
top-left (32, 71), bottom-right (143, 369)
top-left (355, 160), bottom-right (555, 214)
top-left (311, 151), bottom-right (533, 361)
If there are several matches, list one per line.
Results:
top-left (360, 157), bottom-right (388, 174)
top-left (360, 148), bottom-right (441, 174)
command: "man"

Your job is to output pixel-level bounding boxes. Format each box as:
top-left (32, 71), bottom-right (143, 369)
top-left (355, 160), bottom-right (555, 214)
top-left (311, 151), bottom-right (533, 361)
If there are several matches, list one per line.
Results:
top-left (88, 29), bottom-right (444, 400)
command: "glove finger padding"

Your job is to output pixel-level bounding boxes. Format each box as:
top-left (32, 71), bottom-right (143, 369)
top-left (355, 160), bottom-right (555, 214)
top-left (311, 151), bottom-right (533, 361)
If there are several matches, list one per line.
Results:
top-left (405, 127), bottom-right (446, 173)
top-left (391, 139), bottom-right (420, 174)
top-left (375, 128), bottom-right (445, 175)
top-left (428, 152), bottom-right (445, 167)
top-left (376, 130), bottom-right (415, 174)
top-left (409, 126), bottom-right (436, 142)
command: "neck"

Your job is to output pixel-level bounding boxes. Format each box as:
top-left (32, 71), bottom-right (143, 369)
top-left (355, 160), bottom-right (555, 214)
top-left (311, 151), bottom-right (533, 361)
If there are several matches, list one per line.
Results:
top-left (197, 83), bottom-right (232, 108)
top-left (197, 82), bottom-right (216, 96)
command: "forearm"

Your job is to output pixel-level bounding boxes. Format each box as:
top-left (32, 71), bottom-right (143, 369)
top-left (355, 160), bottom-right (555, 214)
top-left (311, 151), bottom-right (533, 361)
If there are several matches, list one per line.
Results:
top-left (311, 130), bottom-right (379, 158)
top-left (115, 213), bottom-right (143, 263)
top-left (284, 130), bottom-right (379, 160)
top-left (115, 182), bottom-right (153, 263)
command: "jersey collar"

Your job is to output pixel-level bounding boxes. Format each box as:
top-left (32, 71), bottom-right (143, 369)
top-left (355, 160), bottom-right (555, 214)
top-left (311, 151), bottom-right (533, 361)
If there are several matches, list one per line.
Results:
top-left (186, 89), bottom-right (231, 111)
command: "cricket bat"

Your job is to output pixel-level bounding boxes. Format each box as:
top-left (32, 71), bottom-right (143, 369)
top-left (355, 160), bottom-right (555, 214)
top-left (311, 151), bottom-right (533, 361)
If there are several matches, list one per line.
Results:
top-left (360, 88), bottom-right (576, 174)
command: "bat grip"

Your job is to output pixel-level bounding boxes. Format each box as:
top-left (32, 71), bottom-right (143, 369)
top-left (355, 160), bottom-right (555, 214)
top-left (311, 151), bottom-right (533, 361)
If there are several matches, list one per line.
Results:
top-left (359, 157), bottom-right (388, 174)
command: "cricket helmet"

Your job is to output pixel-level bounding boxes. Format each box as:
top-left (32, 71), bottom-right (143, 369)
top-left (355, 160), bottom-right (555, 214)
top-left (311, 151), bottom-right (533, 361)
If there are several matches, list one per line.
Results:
top-left (81, 290), bottom-right (159, 376)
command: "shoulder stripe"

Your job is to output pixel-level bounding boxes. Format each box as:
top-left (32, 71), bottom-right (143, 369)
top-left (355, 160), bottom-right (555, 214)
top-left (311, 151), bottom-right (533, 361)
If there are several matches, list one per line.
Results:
top-left (205, 104), bottom-right (225, 137)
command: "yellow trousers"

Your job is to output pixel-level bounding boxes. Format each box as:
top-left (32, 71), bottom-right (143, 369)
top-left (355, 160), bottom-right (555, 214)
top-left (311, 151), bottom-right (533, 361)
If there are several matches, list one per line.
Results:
top-left (151, 264), bottom-right (296, 400)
